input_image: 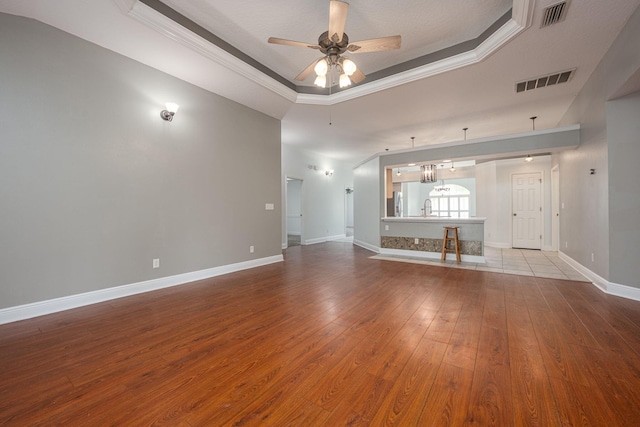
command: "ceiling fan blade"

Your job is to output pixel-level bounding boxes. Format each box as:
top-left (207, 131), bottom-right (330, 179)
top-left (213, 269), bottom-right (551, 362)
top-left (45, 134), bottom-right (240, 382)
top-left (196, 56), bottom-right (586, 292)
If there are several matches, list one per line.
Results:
top-left (295, 58), bottom-right (323, 81)
top-left (350, 68), bottom-right (366, 84)
top-left (268, 37), bottom-right (320, 50)
top-left (328, 0), bottom-right (349, 43)
top-left (347, 35), bottom-right (402, 53)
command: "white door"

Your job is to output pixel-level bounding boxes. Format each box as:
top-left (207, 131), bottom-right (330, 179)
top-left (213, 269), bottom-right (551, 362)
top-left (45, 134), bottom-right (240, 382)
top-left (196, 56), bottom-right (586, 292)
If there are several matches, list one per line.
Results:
top-left (512, 173), bottom-right (542, 249)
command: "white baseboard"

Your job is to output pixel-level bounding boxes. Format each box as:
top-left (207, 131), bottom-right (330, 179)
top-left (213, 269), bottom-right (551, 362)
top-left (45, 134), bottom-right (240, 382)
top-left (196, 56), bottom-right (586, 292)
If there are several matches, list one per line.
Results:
top-left (558, 251), bottom-right (640, 302)
top-left (353, 239), bottom-right (380, 253)
top-left (380, 248), bottom-right (485, 264)
top-left (304, 234), bottom-right (346, 245)
top-left (485, 241), bottom-right (511, 249)
top-left (0, 254), bottom-right (284, 325)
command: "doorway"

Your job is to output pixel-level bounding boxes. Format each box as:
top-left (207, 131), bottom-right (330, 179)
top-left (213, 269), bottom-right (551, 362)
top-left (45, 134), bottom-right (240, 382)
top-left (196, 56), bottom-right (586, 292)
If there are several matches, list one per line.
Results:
top-left (512, 172), bottom-right (542, 249)
top-left (286, 178), bottom-right (303, 247)
top-left (345, 187), bottom-right (354, 238)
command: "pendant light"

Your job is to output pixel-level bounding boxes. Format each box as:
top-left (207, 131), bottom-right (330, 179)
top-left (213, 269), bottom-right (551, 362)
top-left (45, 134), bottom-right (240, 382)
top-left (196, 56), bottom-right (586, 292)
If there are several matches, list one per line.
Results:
top-left (525, 118), bottom-right (536, 162)
top-left (420, 164), bottom-right (437, 183)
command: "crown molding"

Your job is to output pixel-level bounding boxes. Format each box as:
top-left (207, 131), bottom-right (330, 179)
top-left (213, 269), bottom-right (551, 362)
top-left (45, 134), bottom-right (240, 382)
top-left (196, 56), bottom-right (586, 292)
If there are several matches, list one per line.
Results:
top-left (116, 0), bottom-right (533, 106)
top-left (297, 17), bottom-right (527, 106)
top-left (121, 0), bottom-right (298, 103)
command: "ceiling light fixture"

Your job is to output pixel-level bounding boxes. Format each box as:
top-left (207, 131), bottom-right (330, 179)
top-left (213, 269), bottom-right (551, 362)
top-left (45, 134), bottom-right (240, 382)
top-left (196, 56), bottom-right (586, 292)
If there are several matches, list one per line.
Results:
top-left (312, 55), bottom-right (357, 88)
top-left (450, 162), bottom-right (456, 172)
top-left (160, 102), bottom-right (179, 121)
top-left (420, 164), bottom-right (437, 183)
top-left (524, 119), bottom-right (536, 161)
top-left (268, 1), bottom-right (401, 88)
top-left (396, 168), bottom-right (401, 176)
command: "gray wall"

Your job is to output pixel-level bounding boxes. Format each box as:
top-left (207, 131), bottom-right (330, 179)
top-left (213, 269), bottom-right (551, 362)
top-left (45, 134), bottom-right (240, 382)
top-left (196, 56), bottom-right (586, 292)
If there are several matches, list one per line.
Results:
top-left (557, 5), bottom-right (640, 286)
top-left (606, 91), bottom-right (640, 287)
top-left (0, 14), bottom-right (282, 309)
top-left (353, 156), bottom-right (381, 249)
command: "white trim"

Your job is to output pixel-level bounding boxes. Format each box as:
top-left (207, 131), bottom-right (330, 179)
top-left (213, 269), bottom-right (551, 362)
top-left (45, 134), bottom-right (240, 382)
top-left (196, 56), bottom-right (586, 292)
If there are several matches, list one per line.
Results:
top-left (380, 248), bottom-right (486, 263)
top-left (123, 1), bottom-right (532, 105)
top-left (485, 241), bottom-right (512, 249)
top-left (304, 234), bottom-right (347, 245)
top-left (354, 125), bottom-right (581, 169)
top-left (558, 251), bottom-right (640, 302)
top-left (126, 1), bottom-right (298, 103)
top-left (282, 243), bottom-right (288, 249)
top-left (353, 239), bottom-right (380, 253)
top-left (296, 19), bottom-right (525, 106)
top-left (0, 255), bottom-right (284, 325)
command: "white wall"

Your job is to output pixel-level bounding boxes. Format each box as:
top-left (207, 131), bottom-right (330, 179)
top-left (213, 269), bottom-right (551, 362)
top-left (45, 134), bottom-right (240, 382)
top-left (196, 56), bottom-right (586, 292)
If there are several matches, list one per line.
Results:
top-left (281, 145), bottom-right (353, 247)
top-left (495, 157), bottom-right (553, 249)
top-left (285, 179), bottom-right (302, 235)
top-left (476, 162), bottom-right (498, 246)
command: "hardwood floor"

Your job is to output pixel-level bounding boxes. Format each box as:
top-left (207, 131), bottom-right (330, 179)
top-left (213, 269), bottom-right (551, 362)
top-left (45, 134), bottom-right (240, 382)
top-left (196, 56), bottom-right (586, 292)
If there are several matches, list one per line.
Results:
top-left (2, 242), bottom-right (640, 426)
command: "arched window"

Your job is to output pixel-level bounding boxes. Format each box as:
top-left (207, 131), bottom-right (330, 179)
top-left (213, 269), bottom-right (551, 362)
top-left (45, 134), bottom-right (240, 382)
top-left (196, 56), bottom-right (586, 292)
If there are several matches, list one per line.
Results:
top-left (429, 184), bottom-right (471, 218)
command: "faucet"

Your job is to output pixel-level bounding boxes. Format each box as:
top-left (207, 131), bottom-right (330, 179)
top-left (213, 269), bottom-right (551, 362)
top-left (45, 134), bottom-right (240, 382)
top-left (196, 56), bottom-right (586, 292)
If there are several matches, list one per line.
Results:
top-left (422, 199), bottom-right (432, 217)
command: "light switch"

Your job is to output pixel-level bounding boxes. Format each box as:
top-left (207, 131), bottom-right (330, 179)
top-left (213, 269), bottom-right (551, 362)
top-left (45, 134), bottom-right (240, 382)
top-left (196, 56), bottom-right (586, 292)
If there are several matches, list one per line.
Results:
top-left (265, 203), bottom-right (274, 210)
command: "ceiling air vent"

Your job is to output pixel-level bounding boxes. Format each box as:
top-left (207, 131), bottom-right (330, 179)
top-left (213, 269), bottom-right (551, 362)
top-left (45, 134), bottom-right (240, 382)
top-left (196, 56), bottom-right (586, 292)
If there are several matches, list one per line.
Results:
top-left (541, 1), bottom-right (570, 27)
top-left (515, 69), bottom-right (576, 93)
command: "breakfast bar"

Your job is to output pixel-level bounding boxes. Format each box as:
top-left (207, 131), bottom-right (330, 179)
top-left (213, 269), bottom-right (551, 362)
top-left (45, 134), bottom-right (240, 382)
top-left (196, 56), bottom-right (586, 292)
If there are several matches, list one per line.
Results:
top-left (380, 216), bottom-right (486, 262)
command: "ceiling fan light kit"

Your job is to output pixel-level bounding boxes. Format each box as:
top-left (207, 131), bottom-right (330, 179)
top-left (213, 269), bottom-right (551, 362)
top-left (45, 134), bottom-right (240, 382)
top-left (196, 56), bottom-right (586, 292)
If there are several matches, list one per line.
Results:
top-left (268, 0), bottom-right (401, 89)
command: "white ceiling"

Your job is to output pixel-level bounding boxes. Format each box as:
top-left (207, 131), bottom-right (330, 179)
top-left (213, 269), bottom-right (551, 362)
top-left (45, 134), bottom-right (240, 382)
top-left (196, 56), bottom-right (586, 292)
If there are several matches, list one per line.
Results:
top-left (159, 0), bottom-right (512, 87)
top-left (2, 0), bottom-right (639, 165)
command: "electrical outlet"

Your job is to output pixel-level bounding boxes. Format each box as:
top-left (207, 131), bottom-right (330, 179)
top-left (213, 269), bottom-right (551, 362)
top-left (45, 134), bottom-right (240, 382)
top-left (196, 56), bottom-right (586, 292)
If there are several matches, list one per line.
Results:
top-left (153, 258), bottom-right (160, 269)
top-left (265, 203), bottom-right (274, 210)
top-left (591, 253), bottom-right (594, 262)
top-left (414, 238), bottom-right (419, 244)
top-left (250, 246), bottom-right (255, 253)
top-left (384, 225), bottom-right (389, 231)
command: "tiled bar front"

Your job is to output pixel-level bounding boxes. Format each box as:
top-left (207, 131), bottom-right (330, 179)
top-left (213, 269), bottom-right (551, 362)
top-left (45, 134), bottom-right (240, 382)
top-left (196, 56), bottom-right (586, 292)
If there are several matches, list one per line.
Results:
top-left (380, 217), bottom-right (485, 260)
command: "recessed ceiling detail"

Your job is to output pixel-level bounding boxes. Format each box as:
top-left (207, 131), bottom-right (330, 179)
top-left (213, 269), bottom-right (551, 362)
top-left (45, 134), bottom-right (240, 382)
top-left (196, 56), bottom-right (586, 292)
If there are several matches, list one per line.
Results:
top-left (541, 1), bottom-right (570, 28)
top-left (116, 0), bottom-right (534, 105)
top-left (515, 69), bottom-right (575, 93)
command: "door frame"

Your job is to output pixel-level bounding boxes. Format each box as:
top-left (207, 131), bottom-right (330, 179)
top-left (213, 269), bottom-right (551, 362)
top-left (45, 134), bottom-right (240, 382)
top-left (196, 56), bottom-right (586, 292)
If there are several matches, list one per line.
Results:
top-left (551, 165), bottom-right (560, 251)
top-left (284, 176), bottom-right (304, 248)
top-left (511, 171), bottom-right (543, 249)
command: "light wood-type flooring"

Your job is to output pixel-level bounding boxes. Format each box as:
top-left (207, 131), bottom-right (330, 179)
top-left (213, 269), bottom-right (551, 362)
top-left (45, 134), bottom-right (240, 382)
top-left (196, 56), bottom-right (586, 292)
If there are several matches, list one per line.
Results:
top-left (2, 242), bottom-right (640, 425)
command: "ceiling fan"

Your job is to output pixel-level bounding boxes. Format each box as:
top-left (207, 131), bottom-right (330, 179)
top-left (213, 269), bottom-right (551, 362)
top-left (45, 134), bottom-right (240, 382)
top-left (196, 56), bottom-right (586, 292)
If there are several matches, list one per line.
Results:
top-left (268, 0), bottom-right (401, 89)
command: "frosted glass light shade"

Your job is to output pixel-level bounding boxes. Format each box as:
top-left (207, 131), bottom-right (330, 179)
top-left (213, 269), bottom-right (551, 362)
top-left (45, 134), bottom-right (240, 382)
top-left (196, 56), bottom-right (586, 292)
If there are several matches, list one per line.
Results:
top-left (314, 59), bottom-right (328, 76)
top-left (165, 102), bottom-right (179, 114)
top-left (314, 75), bottom-right (326, 88)
top-left (339, 73), bottom-right (351, 88)
top-left (342, 58), bottom-right (356, 76)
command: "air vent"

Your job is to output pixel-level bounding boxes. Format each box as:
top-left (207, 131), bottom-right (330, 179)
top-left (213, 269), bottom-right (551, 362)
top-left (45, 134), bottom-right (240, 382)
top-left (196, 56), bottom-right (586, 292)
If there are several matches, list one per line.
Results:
top-left (515, 69), bottom-right (575, 93)
top-left (541, 1), bottom-right (570, 27)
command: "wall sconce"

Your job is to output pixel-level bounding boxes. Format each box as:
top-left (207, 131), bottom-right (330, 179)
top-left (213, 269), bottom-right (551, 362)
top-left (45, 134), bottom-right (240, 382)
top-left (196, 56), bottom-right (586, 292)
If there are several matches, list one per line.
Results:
top-left (160, 102), bottom-right (179, 121)
top-left (325, 170), bottom-right (334, 176)
top-left (420, 164), bottom-right (437, 183)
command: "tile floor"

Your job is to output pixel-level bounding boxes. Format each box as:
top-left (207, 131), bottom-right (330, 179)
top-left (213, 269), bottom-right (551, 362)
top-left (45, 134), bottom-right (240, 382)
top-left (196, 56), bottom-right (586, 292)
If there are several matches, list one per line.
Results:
top-left (371, 247), bottom-right (589, 282)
